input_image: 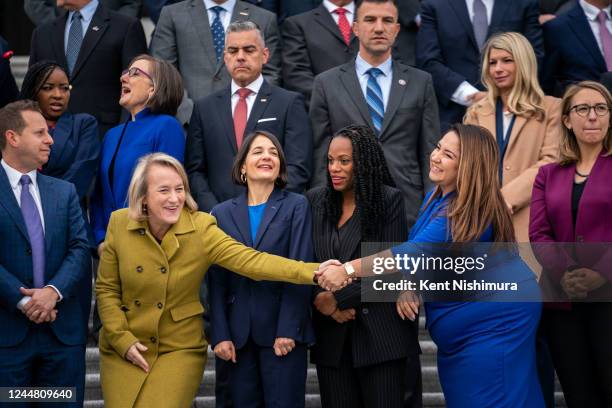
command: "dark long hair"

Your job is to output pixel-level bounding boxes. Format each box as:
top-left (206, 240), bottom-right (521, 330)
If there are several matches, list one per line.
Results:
top-left (324, 124), bottom-right (395, 240)
top-left (20, 60), bottom-right (67, 101)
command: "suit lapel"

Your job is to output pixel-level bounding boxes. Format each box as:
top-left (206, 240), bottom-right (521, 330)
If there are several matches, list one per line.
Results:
top-left (253, 189), bottom-right (284, 249)
top-left (312, 5), bottom-right (355, 47)
top-left (0, 167), bottom-right (30, 242)
top-left (52, 15), bottom-right (69, 70)
top-left (379, 63), bottom-right (408, 139)
top-left (339, 63), bottom-right (374, 128)
top-left (216, 88), bottom-right (238, 154)
top-left (489, 1), bottom-right (512, 36)
top-left (190, 0), bottom-right (219, 73)
top-left (35, 175), bottom-right (57, 257)
top-left (245, 81), bottom-right (272, 134)
top-left (71, 5), bottom-right (110, 80)
top-left (567, 5), bottom-right (607, 71)
top-left (230, 193), bottom-right (254, 247)
top-left (504, 114), bottom-right (527, 159)
top-left (448, 0), bottom-right (478, 51)
top-left (47, 113), bottom-right (73, 167)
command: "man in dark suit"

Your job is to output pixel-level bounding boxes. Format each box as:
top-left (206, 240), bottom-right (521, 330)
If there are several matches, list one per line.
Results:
top-left (0, 100), bottom-right (90, 406)
top-left (310, 0), bottom-right (439, 226)
top-left (29, 0), bottom-right (147, 136)
top-left (186, 21), bottom-right (312, 212)
top-left (281, 1), bottom-right (359, 105)
top-left (542, 0), bottom-right (611, 95)
top-left (416, 0), bottom-right (543, 132)
top-left (247, 0), bottom-right (321, 22)
top-left (24, 0), bottom-right (143, 26)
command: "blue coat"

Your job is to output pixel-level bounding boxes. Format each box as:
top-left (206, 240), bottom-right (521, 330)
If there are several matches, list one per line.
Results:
top-left (90, 108), bottom-right (185, 244)
top-left (542, 3), bottom-right (608, 95)
top-left (0, 168), bottom-right (90, 347)
top-left (208, 188), bottom-right (315, 349)
top-left (416, 0), bottom-right (543, 130)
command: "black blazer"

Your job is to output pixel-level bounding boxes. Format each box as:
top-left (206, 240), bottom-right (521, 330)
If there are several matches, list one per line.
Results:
top-left (185, 80), bottom-right (313, 212)
top-left (29, 4), bottom-right (147, 135)
top-left (306, 185), bottom-right (420, 368)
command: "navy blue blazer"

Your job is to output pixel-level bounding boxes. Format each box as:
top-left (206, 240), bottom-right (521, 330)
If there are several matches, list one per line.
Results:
top-left (208, 188), bottom-right (315, 349)
top-left (0, 168), bottom-right (90, 347)
top-left (416, 0), bottom-right (543, 130)
top-left (542, 3), bottom-right (608, 95)
top-left (185, 80), bottom-right (313, 212)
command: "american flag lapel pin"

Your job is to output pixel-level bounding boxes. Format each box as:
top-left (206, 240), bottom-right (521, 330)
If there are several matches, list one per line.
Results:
top-left (92, 26), bottom-right (100, 31)
top-left (398, 79), bottom-right (406, 86)
top-left (260, 98), bottom-right (267, 102)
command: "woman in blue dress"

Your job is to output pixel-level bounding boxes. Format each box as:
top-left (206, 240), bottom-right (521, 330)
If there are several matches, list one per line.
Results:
top-left (317, 124), bottom-right (544, 408)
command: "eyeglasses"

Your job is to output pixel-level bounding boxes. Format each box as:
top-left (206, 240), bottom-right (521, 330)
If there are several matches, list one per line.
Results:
top-left (568, 103), bottom-right (610, 117)
top-left (121, 67), bottom-right (153, 82)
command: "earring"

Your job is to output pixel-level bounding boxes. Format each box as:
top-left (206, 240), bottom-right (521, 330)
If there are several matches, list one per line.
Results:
top-left (142, 203), bottom-right (148, 215)
top-left (241, 172), bottom-right (247, 184)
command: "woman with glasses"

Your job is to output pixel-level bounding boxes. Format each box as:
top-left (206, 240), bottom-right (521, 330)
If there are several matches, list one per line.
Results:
top-left (91, 54), bottom-right (185, 256)
top-left (530, 81), bottom-right (612, 407)
top-left (464, 32), bottom-right (562, 242)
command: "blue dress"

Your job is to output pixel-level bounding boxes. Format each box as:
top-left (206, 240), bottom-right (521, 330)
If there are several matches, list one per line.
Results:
top-left (393, 192), bottom-right (544, 408)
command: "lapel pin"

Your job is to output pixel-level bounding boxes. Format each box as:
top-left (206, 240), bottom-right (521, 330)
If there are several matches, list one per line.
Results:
top-left (92, 26), bottom-right (100, 31)
top-left (260, 98), bottom-right (267, 102)
top-left (239, 11), bottom-right (249, 16)
top-left (399, 79), bottom-right (406, 86)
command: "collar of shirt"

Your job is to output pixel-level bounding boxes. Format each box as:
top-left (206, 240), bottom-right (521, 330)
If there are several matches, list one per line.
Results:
top-left (68, 0), bottom-right (99, 27)
top-left (580, 0), bottom-right (612, 21)
top-left (231, 74), bottom-right (264, 98)
top-left (322, 0), bottom-right (355, 17)
top-left (204, 0), bottom-right (236, 16)
top-left (1, 159), bottom-right (38, 192)
top-left (355, 53), bottom-right (392, 78)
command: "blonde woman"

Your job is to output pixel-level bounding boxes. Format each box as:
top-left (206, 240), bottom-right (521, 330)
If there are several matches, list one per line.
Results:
top-left (96, 153), bottom-right (318, 407)
top-left (464, 32), bottom-right (562, 242)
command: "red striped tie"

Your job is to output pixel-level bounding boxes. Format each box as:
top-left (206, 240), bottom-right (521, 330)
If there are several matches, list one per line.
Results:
top-left (335, 8), bottom-right (351, 46)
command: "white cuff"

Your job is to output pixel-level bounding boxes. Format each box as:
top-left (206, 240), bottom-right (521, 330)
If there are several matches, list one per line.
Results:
top-left (45, 285), bottom-right (63, 302)
top-left (17, 296), bottom-right (32, 311)
top-left (451, 81), bottom-right (480, 107)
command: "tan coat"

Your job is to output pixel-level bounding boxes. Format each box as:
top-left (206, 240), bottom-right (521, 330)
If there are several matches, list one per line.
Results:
top-left (464, 96), bottom-right (562, 242)
top-left (96, 209), bottom-right (318, 408)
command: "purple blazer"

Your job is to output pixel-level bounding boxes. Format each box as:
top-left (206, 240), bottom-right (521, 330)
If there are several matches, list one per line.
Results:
top-left (529, 153), bottom-right (612, 305)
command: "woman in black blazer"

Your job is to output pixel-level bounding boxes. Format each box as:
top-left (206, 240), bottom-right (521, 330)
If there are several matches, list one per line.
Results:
top-left (306, 125), bottom-right (421, 408)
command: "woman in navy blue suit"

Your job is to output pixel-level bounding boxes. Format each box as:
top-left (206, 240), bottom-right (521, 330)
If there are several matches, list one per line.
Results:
top-left (208, 131), bottom-right (314, 408)
top-left (318, 124), bottom-right (544, 408)
top-left (91, 54), bottom-right (185, 255)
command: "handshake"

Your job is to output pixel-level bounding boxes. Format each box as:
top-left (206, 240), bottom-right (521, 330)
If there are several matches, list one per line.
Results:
top-left (315, 259), bottom-right (356, 291)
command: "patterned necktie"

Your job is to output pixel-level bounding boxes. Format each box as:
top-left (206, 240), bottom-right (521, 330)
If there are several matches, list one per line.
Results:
top-left (598, 11), bottom-right (612, 71)
top-left (19, 175), bottom-right (45, 288)
top-left (234, 88), bottom-right (252, 148)
top-left (211, 6), bottom-right (225, 62)
top-left (335, 8), bottom-right (351, 46)
top-left (366, 68), bottom-right (385, 136)
top-left (66, 11), bottom-right (83, 76)
top-left (472, 0), bottom-right (488, 51)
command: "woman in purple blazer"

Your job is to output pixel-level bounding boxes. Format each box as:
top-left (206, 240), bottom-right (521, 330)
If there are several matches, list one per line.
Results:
top-left (529, 81), bottom-right (612, 408)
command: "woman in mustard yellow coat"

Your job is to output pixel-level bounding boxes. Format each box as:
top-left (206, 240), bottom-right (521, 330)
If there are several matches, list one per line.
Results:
top-left (96, 153), bottom-right (319, 407)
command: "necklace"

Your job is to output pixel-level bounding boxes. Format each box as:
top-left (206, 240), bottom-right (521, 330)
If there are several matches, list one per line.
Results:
top-left (575, 169), bottom-right (590, 178)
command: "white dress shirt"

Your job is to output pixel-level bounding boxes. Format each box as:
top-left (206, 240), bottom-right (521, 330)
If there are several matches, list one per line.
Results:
top-left (451, 0), bottom-right (496, 107)
top-left (64, 0), bottom-right (99, 54)
top-left (355, 54), bottom-right (393, 111)
top-left (322, 0), bottom-right (355, 25)
top-left (204, 0), bottom-right (237, 30)
top-left (231, 74), bottom-right (264, 119)
top-left (580, 0), bottom-right (612, 56)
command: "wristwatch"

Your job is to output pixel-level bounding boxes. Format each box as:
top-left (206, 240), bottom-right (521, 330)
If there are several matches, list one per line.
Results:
top-left (343, 261), bottom-right (355, 277)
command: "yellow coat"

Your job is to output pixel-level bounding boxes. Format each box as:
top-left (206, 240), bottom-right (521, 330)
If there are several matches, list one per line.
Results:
top-left (96, 208), bottom-right (318, 408)
top-left (464, 96), bottom-right (562, 242)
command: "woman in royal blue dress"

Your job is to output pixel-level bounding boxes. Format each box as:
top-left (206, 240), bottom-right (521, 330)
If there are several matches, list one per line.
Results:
top-left (317, 124), bottom-right (544, 408)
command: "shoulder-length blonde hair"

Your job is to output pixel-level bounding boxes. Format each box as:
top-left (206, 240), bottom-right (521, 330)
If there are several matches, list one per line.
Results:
top-left (476, 32), bottom-right (545, 120)
top-left (427, 124), bottom-right (515, 243)
top-left (127, 153), bottom-right (198, 221)
top-left (559, 81), bottom-right (612, 165)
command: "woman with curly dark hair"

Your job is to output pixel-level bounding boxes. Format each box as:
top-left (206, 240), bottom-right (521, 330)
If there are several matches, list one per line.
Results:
top-left (306, 124), bottom-right (420, 408)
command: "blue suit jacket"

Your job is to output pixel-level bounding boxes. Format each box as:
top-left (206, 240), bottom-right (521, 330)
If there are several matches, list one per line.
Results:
top-left (90, 109), bottom-right (185, 244)
top-left (542, 3), bottom-right (608, 95)
top-left (0, 168), bottom-right (90, 347)
top-left (416, 0), bottom-right (543, 130)
top-left (208, 189), bottom-right (315, 349)
top-left (185, 80), bottom-right (313, 212)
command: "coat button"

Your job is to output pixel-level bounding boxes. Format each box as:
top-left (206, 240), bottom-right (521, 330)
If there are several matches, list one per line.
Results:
top-left (160, 267), bottom-right (167, 274)
top-left (505, 165), bottom-right (511, 170)
top-left (26, 248), bottom-right (32, 255)
top-left (362, 308), bottom-right (369, 315)
top-left (134, 300), bottom-right (141, 306)
top-left (150, 336), bottom-right (157, 343)
top-left (139, 229), bottom-right (145, 235)
top-left (157, 302), bottom-right (163, 309)
top-left (136, 266), bottom-right (143, 273)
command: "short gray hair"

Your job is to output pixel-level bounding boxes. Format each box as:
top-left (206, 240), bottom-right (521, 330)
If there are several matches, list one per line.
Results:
top-left (225, 21), bottom-right (265, 47)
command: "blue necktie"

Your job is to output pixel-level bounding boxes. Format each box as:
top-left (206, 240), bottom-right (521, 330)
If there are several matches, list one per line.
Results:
top-left (19, 175), bottom-right (45, 288)
top-left (211, 6), bottom-right (225, 62)
top-left (66, 11), bottom-right (83, 76)
top-left (366, 68), bottom-right (385, 135)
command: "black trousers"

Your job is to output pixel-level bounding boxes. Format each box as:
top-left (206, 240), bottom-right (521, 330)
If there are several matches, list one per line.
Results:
top-left (542, 303), bottom-right (612, 408)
